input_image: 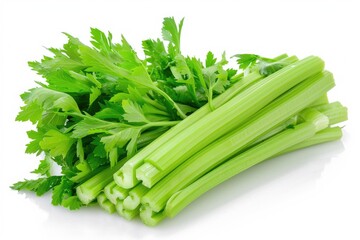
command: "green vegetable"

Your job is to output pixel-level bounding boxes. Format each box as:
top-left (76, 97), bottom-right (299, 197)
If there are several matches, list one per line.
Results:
top-left (140, 71), bottom-right (334, 213)
top-left (12, 17), bottom-right (346, 227)
top-left (138, 56), bottom-right (325, 188)
top-left (97, 193), bottom-right (116, 214)
top-left (164, 109), bottom-right (331, 220)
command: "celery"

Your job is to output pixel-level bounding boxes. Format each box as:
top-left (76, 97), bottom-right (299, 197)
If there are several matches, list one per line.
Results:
top-left (165, 110), bottom-right (329, 220)
top-left (103, 181), bottom-right (130, 205)
top-left (140, 205), bottom-right (166, 226)
top-left (114, 55), bottom-right (298, 189)
top-left (140, 72), bottom-right (334, 211)
top-left (313, 101), bottom-right (348, 125)
top-left (278, 127), bottom-right (343, 155)
top-left (76, 158), bottom-right (126, 204)
top-left (123, 184), bottom-right (149, 210)
top-left (113, 70), bottom-right (263, 188)
top-left (138, 56), bottom-right (324, 188)
top-left (115, 200), bottom-right (139, 220)
top-left (97, 193), bottom-right (116, 214)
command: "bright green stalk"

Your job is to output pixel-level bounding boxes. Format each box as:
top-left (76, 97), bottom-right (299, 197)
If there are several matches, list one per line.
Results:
top-left (123, 184), bottom-right (149, 210)
top-left (137, 60), bottom-right (327, 188)
top-left (278, 127), bottom-right (343, 155)
top-left (165, 111), bottom-right (329, 219)
top-left (97, 193), bottom-right (116, 214)
top-left (309, 94), bottom-right (329, 107)
top-left (313, 101), bottom-right (348, 125)
top-left (140, 72), bottom-right (334, 211)
top-left (104, 181), bottom-right (130, 205)
top-left (113, 69), bottom-right (263, 189)
top-left (115, 200), bottom-right (139, 220)
top-left (140, 204), bottom-right (166, 226)
top-left (76, 158), bottom-right (126, 204)
top-left (247, 101), bottom-right (347, 151)
top-left (141, 56), bottom-right (324, 187)
top-left (113, 55), bottom-right (298, 189)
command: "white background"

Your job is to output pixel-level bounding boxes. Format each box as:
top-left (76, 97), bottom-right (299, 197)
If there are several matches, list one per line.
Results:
top-left (1, 0), bottom-right (359, 239)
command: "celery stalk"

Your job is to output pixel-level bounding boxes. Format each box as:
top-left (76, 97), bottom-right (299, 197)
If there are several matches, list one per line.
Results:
top-left (140, 56), bottom-right (325, 189)
top-left (114, 55), bottom-right (298, 189)
top-left (137, 66), bottom-right (334, 190)
top-left (115, 200), bottom-right (139, 220)
top-left (278, 127), bottom-right (343, 155)
top-left (165, 111), bottom-right (329, 219)
top-left (113, 70), bottom-right (263, 189)
top-left (313, 102), bottom-right (348, 125)
top-left (140, 71), bottom-right (334, 211)
top-left (123, 184), bottom-right (149, 210)
top-left (140, 204), bottom-right (166, 226)
top-left (76, 158), bottom-right (126, 204)
top-left (97, 193), bottom-right (116, 214)
top-left (104, 181), bottom-right (130, 205)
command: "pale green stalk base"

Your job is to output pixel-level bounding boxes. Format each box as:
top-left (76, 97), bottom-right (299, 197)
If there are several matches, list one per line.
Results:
top-left (313, 101), bottom-right (348, 125)
top-left (123, 184), bottom-right (149, 210)
top-left (76, 158), bottom-right (126, 204)
top-left (97, 193), bottom-right (116, 214)
top-left (115, 200), bottom-right (139, 220)
top-left (165, 115), bottom-right (328, 219)
top-left (139, 205), bottom-right (166, 226)
top-left (104, 181), bottom-right (130, 205)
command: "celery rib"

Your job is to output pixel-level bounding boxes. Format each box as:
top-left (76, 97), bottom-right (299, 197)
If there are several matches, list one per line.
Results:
top-left (112, 71), bottom-right (264, 189)
top-left (76, 158), bottom-right (126, 204)
top-left (115, 200), bottom-right (139, 220)
top-left (140, 71), bottom-right (334, 211)
top-left (104, 181), bottom-right (130, 205)
top-left (138, 57), bottom-right (326, 188)
top-left (165, 116), bottom-right (327, 219)
top-left (123, 184), bottom-right (149, 210)
top-left (97, 193), bottom-right (116, 214)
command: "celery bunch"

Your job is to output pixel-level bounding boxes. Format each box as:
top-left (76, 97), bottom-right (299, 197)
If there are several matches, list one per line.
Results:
top-left (12, 17), bottom-right (347, 226)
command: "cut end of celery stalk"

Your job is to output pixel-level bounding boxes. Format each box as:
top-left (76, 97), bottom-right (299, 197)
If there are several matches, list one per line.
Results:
top-left (136, 163), bottom-right (160, 188)
top-left (97, 193), bottom-right (116, 214)
top-left (123, 194), bottom-right (140, 211)
top-left (140, 205), bottom-right (166, 226)
top-left (123, 184), bottom-right (149, 210)
top-left (115, 200), bottom-right (139, 220)
top-left (76, 186), bottom-right (95, 205)
top-left (113, 164), bottom-right (140, 189)
top-left (299, 108), bottom-right (329, 132)
top-left (104, 181), bottom-right (130, 205)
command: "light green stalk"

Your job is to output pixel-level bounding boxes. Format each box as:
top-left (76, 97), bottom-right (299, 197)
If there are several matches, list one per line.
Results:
top-left (104, 181), bottom-right (130, 205)
top-left (139, 56), bottom-right (324, 188)
top-left (164, 110), bottom-right (330, 220)
top-left (76, 158), bottom-right (126, 204)
top-left (97, 192), bottom-right (116, 214)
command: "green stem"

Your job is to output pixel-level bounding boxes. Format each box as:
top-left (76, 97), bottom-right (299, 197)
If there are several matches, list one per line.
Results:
top-left (115, 200), bottom-right (140, 220)
top-left (76, 158), bottom-right (126, 204)
top-left (112, 68), bottom-right (265, 189)
top-left (123, 184), bottom-right (149, 210)
top-left (165, 114), bottom-right (328, 219)
top-left (140, 72), bottom-right (334, 211)
top-left (104, 181), bottom-right (130, 205)
top-left (97, 193), bottom-right (116, 214)
top-left (140, 57), bottom-right (326, 187)
top-left (277, 127), bottom-right (343, 156)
